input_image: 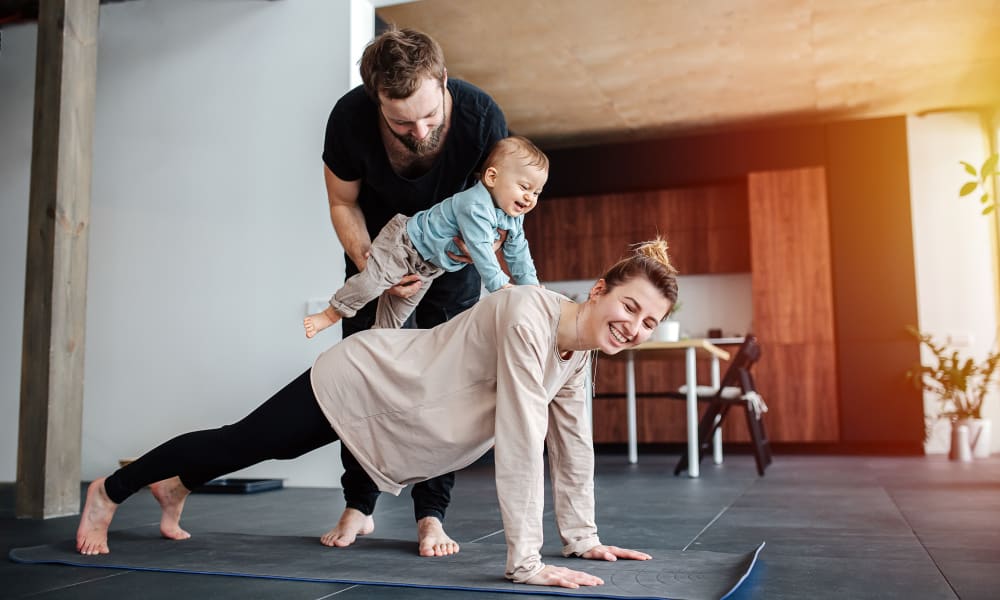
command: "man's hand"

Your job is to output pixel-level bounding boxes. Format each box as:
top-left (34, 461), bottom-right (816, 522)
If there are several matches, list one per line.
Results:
top-left (523, 564), bottom-right (604, 589)
top-left (387, 273), bottom-right (423, 299)
top-left (580, 545), bottom-right (652, 562)
top-left (446, 229), bottom-right (509, 264)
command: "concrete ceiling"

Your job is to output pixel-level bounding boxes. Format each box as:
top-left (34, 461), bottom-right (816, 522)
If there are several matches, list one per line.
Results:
top-left (377, 0), bottom-right (1000, 148)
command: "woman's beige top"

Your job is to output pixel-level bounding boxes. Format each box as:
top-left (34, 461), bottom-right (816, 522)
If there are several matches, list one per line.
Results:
top-left (310, 286), bottom-right (600, 582)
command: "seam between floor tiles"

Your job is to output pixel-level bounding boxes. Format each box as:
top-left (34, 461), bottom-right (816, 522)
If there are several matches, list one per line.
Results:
top-left (883, 484), bottom-right (962, 600)
top-left (316, 584), bottom-right (360, 598)
top-left (681, 477), bottom-right (757, 551)
top-left (682, 503), bottom-right (732, 551)
top-left (22, 570), bottom-right (131, 598)
top-left (468, 528), bottom-right (505, 543)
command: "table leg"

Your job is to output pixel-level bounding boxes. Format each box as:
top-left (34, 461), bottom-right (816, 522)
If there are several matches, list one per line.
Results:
top-left (685, 346), bottom-right (699, 478)
top-left (711, 355), bottom-right (723, 465)
top-left (626, 350), bottom-right (637, 464)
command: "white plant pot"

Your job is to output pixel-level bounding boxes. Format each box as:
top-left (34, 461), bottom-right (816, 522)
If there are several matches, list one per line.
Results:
top-left (652, 320), bottom-right (680, 342)
top-left (951, 418), bottom-right (992, 459)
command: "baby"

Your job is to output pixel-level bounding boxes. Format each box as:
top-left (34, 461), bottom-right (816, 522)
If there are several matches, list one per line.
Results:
top-left (304, 135), bottom-right (547, 337)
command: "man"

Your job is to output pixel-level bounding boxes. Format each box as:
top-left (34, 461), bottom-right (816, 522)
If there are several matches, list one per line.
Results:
top-left (319, 27), bottom-right (508, 557)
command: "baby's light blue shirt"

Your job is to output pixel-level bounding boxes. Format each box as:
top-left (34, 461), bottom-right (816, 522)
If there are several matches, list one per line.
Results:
top-left (406, 181), bottom-right (539, 292)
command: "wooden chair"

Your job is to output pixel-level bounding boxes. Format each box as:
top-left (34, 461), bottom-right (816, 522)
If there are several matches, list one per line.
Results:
top-left (667, 334), bottom-right (772, 476)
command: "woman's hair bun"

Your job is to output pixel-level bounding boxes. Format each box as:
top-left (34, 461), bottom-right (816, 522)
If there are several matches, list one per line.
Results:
top-left (632, 238), bottom-right (676, 275)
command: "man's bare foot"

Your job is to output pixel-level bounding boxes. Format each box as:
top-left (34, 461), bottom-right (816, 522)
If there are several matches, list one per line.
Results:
top-left (304, 306), bottom-right (339, 339)
top-left (418, 516), bottom-right (459, 557)
top-left (149, 476), bottom-right (192, 541)
top-left (76, 478), bottom-right (118, 555)
top-left (320, 508), bottom-right (375, 547)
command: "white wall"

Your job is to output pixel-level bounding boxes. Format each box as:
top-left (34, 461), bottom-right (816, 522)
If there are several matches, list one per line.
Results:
top-left (0, 14), bottom-right (34, 486)
top-left (0, 0), bottom-right (372, 486)
top-left (907, 112), bottom-right (1000, 454)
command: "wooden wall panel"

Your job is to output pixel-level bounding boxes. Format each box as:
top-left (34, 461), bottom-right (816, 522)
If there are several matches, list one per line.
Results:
top-left (753, 343), bottom-right (839, 441)
top-left (526, 183), bottom-right (750, 281)
top-left (748, 167), bottom-right (840, 441)
top-left (825, 118), bottom-right (924, 447)
top-left (748, 169), bottom-right (836, 344)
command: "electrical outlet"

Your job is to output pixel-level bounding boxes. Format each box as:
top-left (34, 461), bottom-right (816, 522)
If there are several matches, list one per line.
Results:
top-left (945, 332), bottom-right (974, 347)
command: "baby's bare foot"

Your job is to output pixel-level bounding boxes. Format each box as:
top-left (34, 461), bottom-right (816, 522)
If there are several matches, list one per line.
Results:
top-left (418, 516), bottom-right (460, 557)
top-left (149, 476), bottom-right (192, 541)
top-left (320, 508), bottom-right (375, 547)
top-left (76, 478), bottom-right (118, 555)
top-left (303, 307), bottom-right (337, 339)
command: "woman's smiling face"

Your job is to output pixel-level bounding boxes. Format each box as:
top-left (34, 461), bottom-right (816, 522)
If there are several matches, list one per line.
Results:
top-left (583, 276), bottom-right (672, 354)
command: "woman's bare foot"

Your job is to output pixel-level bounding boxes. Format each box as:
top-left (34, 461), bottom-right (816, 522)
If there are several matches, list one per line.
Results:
top-left (304, 306), bottom-right (340, 339)
top-left (76, 478), bottom-right (118, 555)
top-left (149, 476), bottom-right (192, 541)
top-left (417, 516), bottom-right (460, 557)
top-left (320, 508), bottom-right (375, 547)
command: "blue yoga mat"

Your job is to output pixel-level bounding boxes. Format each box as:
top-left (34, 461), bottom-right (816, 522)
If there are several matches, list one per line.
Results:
top-left (10, 530), bottom-right (763, 600)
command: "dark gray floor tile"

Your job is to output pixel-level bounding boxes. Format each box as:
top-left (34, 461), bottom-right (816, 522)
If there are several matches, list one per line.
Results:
top-left (917, 529), bottom-right (1000, 563)
top-left (691, 524), bottom-right (928, 561)
top-left (727, 554), bottom-right (957, 600)
top-left (889, 485), bottom-right (1000, 511)
top-left (17, 569), bottom-right (350, 600)
top-left (711, 503), bottom-right (912, 533)
top-left (900, 507), bottom-right (1000, 535)
top-left (933, 558), bottom-right (1000, 600)
top-left (0, 563), bottom-right (132, 599)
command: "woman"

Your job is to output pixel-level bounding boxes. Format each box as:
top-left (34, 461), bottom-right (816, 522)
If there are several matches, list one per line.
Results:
top-left (76, 239), bottom-right (678, 590)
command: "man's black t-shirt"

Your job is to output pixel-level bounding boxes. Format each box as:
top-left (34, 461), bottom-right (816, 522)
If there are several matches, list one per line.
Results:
top-left (322, 78), bottom-right (508, 331)
top-left (323, 78), bottom-right (508, 244)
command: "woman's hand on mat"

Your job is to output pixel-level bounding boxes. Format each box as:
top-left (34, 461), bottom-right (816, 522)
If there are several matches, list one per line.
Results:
top-left (581, 545), bottom-right (652, 562)
top-left (526, 564), bottom-right (604, 588)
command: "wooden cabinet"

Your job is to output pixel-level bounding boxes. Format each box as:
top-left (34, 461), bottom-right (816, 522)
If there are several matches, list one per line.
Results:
top-left (747, 167), bottom-right (839, 442)
top-left (524, 183), bottom-right (750, 281)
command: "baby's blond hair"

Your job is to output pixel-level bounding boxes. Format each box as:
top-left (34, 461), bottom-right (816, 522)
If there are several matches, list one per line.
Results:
top-left (483, 135), bottom-right (549, 173)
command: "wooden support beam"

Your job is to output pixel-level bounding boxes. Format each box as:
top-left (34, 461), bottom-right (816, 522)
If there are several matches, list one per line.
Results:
top-left (17, 0), bottom-right (99, 519)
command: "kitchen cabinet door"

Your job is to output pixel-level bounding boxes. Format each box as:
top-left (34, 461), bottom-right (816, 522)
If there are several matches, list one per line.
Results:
top-left (748, 167), bottom-right (840, 442)
top-left (525, 184), bottom-right (749, 280)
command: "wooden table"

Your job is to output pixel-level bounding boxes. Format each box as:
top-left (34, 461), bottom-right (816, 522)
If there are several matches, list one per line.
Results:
top-left (595, 339), bottom-right (732, 478)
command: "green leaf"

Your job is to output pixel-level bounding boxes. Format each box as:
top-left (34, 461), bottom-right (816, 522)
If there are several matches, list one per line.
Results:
top-left (983, 204), bottom-right (996, 216)
top-left (960, 181), bottom-right (978, 197)
top-left (981, 154), bottom-right (998, 181)
top-left (961, 161), bottom-right (977, 176)
top-left (982, 193), bottom-right (991, 204)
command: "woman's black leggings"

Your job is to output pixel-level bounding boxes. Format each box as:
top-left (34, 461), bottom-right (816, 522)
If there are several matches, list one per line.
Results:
top-left (103, 369), bottom-right (378, 513)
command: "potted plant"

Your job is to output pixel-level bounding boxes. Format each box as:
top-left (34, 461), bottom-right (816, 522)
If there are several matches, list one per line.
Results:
top-left (958, 153), bottom-right (997, 216)
top-left (907, 326), bottom-right (1000, 458)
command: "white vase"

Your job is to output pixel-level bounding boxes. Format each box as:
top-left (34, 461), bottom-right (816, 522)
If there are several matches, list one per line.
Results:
top-left (652, 320), bottom-right (680, 342)
top-left (951, 418), bottom-right (992, 459)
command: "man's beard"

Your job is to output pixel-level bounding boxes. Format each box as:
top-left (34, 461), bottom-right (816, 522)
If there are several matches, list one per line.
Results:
top-left (391, 122), bottom-right (445, 156)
